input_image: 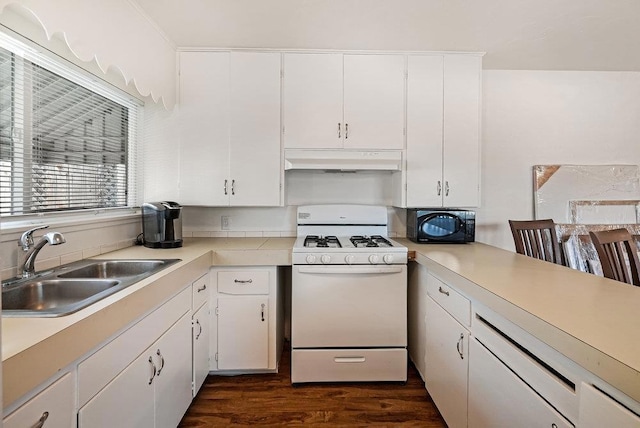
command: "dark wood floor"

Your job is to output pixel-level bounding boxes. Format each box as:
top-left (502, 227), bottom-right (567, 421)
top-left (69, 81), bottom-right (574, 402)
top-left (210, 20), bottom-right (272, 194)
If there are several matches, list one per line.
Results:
top-left (179, 345), bottom-right (446, 427)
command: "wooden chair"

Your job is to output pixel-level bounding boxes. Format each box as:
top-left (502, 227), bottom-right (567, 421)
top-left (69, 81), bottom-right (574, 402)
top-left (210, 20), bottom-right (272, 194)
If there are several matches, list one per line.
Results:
top-left (509, 219), bottom-right (564, 265)
top-left (588, 228), bottom-right (640, 286)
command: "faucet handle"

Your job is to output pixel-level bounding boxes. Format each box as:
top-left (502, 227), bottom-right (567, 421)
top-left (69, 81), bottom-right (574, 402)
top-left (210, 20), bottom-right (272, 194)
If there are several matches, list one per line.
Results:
top-left (19, 225), bottom-right (49, 251)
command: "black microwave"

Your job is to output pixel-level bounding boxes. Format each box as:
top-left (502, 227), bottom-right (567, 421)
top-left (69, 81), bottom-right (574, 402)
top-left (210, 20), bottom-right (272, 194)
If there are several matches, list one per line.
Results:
top-left (407, 209), bottom-right (475, 243)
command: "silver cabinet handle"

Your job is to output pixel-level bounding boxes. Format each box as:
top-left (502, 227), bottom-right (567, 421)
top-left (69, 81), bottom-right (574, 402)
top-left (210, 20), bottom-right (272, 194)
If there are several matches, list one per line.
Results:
top-left (234, 279), bottom-right (253, 284)
top-left (148, 356), bottom-right (157, 385)
top-left (437, 180), bottom-right (442, 196)
top-left (231, 179), bottom-right (235, 195)
top-left (438, 286), bottom-right (450, 296)
top-left (445, 180), bottom-right (450, 196)
top-left (156, 349), bottom-right (165, 376)
top-left (197, 284), bottom-right (207, 292)
top-left (261, 303), bottom-right (265, 322)
top-left (195, 319), bottom-right (203, 340)
top-left (457, 333), bottom-right (464, 359)
top-left (338, 122), bottom-right (341, 138)
top-left (223, 179), bottom-right (228, 195)
top-left (345, 123), bottom-right (349, 139)
top-left (31, 411), bottom-right (49, 428)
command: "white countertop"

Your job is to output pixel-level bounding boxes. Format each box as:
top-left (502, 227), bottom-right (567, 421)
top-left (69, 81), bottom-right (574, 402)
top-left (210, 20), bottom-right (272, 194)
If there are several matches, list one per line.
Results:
top-left (3, 237), bottom-right (639, 408)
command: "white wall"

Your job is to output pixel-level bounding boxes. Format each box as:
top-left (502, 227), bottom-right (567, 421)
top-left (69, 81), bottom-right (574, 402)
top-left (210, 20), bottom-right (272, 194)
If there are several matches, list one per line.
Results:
top-left (478, 70), bottom-right (640, 250)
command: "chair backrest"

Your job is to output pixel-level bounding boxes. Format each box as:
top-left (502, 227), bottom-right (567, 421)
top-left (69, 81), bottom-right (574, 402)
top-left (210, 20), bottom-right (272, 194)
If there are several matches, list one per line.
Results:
top-left (588, 228), bottom-right (640, 286)
top-left (509, 219), bottom-right (563, 265)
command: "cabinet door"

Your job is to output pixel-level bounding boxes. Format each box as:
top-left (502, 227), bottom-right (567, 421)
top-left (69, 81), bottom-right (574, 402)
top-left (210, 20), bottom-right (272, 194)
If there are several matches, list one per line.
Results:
top-left (217, 296), bottom-right (269, 370)
top-left (179, 51), bottom-right (230, 205)
top-left (425, 297), bottom-right (468, 428)
top-left (405, 55), bottom-right (444, 207)
top-left (578, 382), bottom-right (640, 428)
top-left (343, 54), bottom-right (405, 150)
top-left (193, 302), bottom-right (211, 396)
top-left (155, 312), bottom-right (193, 428)
top-left (4, 373), bottom-right (74, 428)
top-left (407, 262), bottom-right (429, 379)
top-left (78, 349), bottom-right (155, 428)
top-left (229, 52), bottom-right (282, 206)
top-left (442, 55), bottom-right (481, 207)
top-left (468, 338), bottom-right (573, 428)
top-left (283, 53), bottom-right (343, 149)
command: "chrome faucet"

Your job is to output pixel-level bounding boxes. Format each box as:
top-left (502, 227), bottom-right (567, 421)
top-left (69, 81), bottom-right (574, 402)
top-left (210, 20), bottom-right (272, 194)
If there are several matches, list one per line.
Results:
top-left (19, 226), bottom-right (66, 278)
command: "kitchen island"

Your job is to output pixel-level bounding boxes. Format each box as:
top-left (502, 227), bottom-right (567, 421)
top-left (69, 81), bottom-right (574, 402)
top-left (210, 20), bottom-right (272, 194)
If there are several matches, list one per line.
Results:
top-left (3, 238), bottom-right (639, 423)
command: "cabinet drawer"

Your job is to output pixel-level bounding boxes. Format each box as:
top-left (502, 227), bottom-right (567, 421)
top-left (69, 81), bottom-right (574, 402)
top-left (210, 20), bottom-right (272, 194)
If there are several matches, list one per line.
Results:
top-left (426, 273), bottom-right (470, 326)
top-left (4, 373), bottom-right (74, 428)
top-left (217, 270), bottom-right (269, 294)
top-left (192, 273), bottom-right (209, 310)
top-left (291, 349), bottom-right (407, 383)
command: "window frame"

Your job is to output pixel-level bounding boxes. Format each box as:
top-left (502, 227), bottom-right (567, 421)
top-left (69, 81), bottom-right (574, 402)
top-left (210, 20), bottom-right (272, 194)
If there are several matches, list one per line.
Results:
top-left (0, 29), bottom-right (143, 228)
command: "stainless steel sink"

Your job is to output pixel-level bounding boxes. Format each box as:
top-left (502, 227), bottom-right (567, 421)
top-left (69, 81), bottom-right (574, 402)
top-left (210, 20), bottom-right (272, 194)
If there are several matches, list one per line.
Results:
top-left (58, 260), bottom-right (171, 279)
top-left (2, 258), bottom-right (180, 317)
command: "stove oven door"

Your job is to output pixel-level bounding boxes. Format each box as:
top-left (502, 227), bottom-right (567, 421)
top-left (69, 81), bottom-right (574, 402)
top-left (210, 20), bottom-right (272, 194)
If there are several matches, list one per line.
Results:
top-left (292, 264), bottom-right (407, 348)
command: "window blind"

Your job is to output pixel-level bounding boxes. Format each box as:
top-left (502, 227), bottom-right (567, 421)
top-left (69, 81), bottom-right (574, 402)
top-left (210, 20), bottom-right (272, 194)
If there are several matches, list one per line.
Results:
top-left (0, 35), bottom-right (140, 217)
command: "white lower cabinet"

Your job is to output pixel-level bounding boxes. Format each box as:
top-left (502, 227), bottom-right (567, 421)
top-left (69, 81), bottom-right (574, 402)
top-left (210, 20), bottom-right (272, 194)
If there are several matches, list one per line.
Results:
top-left (4, 372), bottom-right (75, 428)
top-left (578, 382), bottom-right (640, 428)
top-left (425, 296), bottom-right (469, 428)
top-left (192, 273), bottom-right (211, 396)
top-left (469, 338), bottom-right (574, 428)
top-left (210, 266), bottom-right (283, 373)
top-left (78, 312), bottom-right (192, 428)
top-left (77, 286), bottom-right (193, 428)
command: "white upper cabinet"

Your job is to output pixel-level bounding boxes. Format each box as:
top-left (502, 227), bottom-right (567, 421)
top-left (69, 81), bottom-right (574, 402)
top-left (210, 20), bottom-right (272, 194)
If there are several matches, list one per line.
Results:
top-left (179, 51), bottom-right (230, 206)
top-left (179, 51), bottom-right (282, 206)
top-left (283, 53), bottom-right (405, 150)
top-left (401, 54), bottom-right (481, 208)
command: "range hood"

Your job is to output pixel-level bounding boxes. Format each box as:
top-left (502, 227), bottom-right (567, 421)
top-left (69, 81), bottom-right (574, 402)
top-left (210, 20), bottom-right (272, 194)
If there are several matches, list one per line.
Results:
top-left (284, 149), bottom-right (403, 171)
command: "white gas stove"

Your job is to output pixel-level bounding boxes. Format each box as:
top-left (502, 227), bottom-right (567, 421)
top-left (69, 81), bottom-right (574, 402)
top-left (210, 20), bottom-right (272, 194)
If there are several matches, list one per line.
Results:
top-left (291, 205), bottom-right (408, 384)
top-left (292, 204), bottom-right (408, 265)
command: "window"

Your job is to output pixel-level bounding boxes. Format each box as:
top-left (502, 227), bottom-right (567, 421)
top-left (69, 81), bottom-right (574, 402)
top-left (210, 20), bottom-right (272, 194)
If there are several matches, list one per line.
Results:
top-left (0, 34), bottom-right (140, 218)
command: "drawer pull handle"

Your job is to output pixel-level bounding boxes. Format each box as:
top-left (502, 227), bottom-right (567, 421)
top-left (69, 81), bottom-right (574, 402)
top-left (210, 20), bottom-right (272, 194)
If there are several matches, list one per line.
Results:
top-left (261, 303), bottom-right (265, 322)
top-left (231, 179), bottom-right (235, 195)
top-left (148, 356), bottom-right (157, 385)
top-left (345, 123), bottom-right (349, 139)
top-left (156, 349), bottom-right (165, 376)
top-left (338, 122), bottom-right (341, 138)
top-left (197, 284), bottom-right (207, 292)
top-left (224, 179), bottom-right (228, 195)
top-left (234, 279), bottom-right (253, 284)
top-left (195, 319), bottom-right (203, 340)
top-left (457, 333), bottom-right (464, 359)
top-left (31, 411), bottom-right (49, 428)
top-left (438, 286), bottom-right (450, 296)
top-left (334, 357), bottom-right (366, 363)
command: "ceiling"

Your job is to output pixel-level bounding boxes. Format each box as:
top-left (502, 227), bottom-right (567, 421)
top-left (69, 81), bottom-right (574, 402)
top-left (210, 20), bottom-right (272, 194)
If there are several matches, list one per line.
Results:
top-left (132, 0), bottom-right (640, 71)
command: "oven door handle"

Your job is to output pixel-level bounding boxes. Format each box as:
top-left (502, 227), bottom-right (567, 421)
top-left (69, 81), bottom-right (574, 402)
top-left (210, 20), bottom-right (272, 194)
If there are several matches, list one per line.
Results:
top-left (297, 266), bottom-right (404, 275)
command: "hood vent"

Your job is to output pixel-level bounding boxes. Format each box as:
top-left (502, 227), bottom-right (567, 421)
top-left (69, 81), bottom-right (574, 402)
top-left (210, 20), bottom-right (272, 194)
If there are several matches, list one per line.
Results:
top-left (284, 149), bottom-right (402, 172)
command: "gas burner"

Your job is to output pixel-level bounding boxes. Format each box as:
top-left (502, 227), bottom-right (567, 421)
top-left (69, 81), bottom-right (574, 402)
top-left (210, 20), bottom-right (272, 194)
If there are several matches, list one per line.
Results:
top-left (350, 235), bottom-right (394, 248)
top-left (304, 235), bottom-right (341, 248)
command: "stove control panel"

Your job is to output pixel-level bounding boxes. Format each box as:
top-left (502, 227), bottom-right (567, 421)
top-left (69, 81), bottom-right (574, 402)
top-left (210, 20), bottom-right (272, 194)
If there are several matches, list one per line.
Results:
top-left (293, 252), bottom-right (407, 265)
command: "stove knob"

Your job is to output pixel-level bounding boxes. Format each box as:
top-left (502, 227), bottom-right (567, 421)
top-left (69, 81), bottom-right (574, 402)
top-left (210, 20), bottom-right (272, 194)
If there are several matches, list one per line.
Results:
top-left (345, 255), bottom-right (355, 264)
top-left (321, 255), bottom-right (331, 264)
top-left (305, 255), bottom-right (317, 264)
top-left (368, 254), bottom-right (379, 264)
top-left (383, 254), bottom-right (394, 264)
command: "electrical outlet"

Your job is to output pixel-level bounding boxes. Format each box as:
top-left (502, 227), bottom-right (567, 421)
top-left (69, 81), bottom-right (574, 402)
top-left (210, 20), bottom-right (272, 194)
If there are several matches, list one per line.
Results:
top-left (221, 216), bottom-right (231, 230)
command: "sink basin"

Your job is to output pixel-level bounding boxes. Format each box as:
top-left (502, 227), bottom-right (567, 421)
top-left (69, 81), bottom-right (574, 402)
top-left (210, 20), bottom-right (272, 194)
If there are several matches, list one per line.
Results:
top-left (3, 279), bottom-right (120, 313)
top-left (2, 258), bottom-right (180, 317)
top-left (58, 260), bottom-right (171, 279)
